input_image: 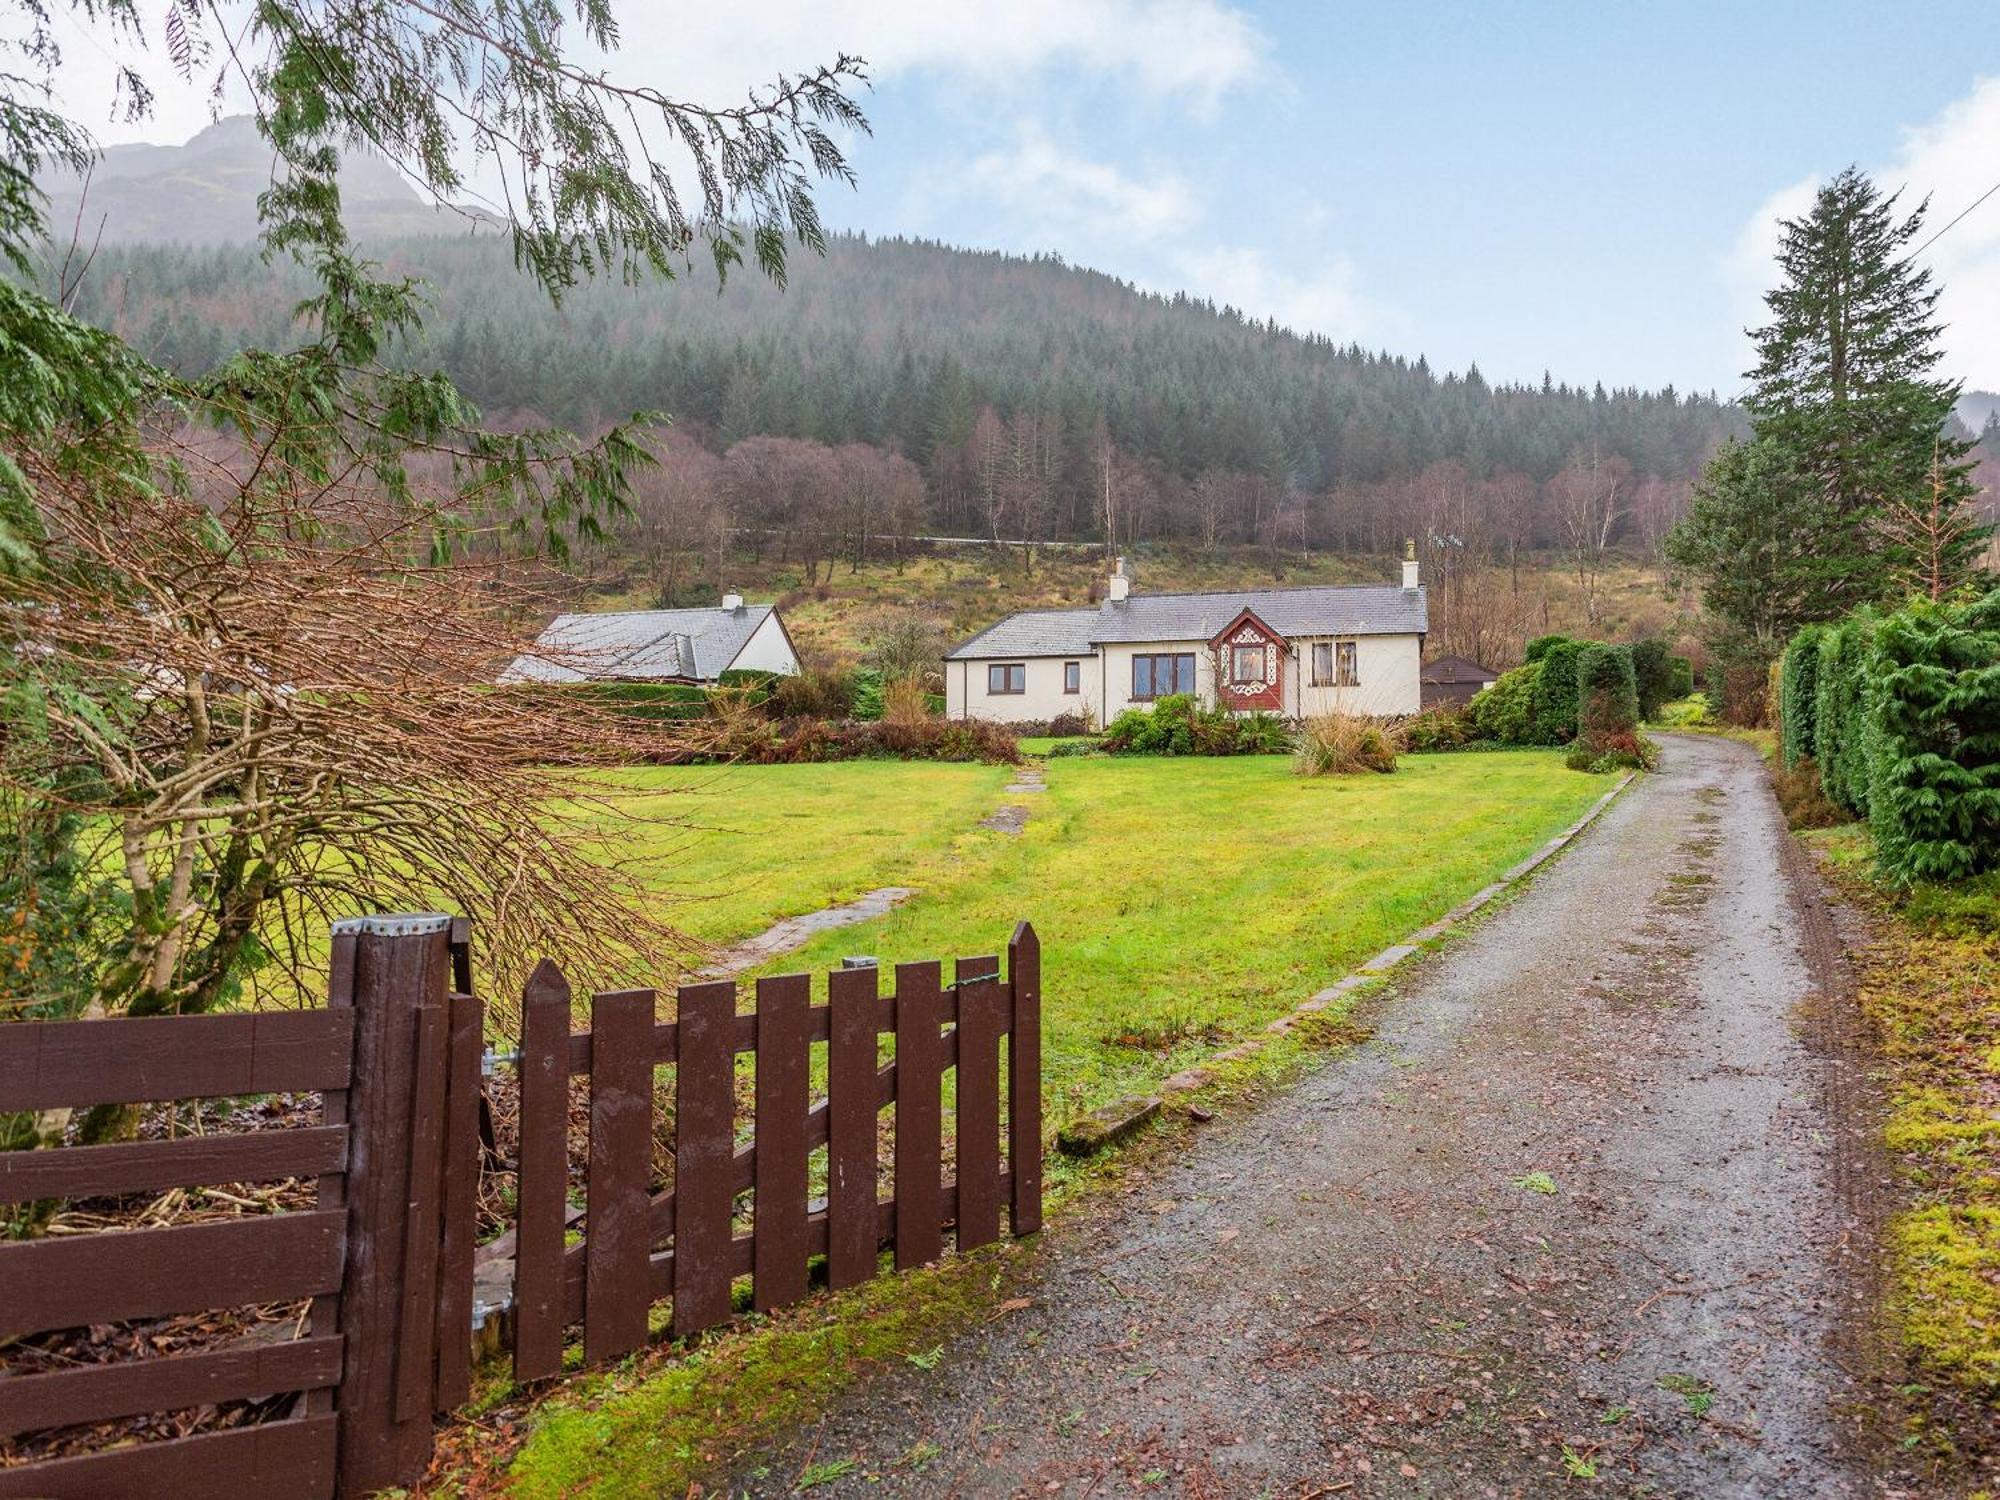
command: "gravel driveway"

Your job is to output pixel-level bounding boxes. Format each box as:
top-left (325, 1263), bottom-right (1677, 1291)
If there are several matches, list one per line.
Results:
top-left (728, 734), bottom-right (1885, 1498)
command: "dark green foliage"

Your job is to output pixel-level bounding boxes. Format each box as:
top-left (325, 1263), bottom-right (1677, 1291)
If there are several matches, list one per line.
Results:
top-left (1814, 616), bottom-right (1879, 817)
top-left (850, 669), bottom-right (885, 722)
top-left (1865, 590), bottom-right (2000, 883)
top-left (1575, 644), bottom-right (1639, 734)
top-left (1401, 706), bottom-right (1469, 752)
top-left (1668, 655), bottom-right (1696, 698)
top-left (1629, 638), bottom-right (1675, 720)
top-left (1670, 169), bottom-right (1991, 658)
top-left (707, 715), bottom-right (1020, 766)
top-left (63, 233), bottom-right (1739, 525)
top-left (768, 667), bottom-right (856, 719)
top-left (1101, 696), bottom-right (1288, 756)
top-left (1523, 634), bottom-right (1571, 665)
top-left (1778, 626), bottom-right (1826, 768)
top-left (1528, 637), bottom-right (1584, 745)
top-left (571, 680), bottom-right (712, 721)
top-left (1465, 660), bottom-right (1541, 745)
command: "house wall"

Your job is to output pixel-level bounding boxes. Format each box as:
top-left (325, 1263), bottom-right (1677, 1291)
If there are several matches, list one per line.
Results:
top-left (1098, 640), bottom-right (1216, 719)
top-left (946, 655), bottom-right (1098, 723)
top-left (729, 612), bottom-right (801, 676)
top-left (948, 630), bottom-right (1425, 722)
top-left (1288, 633), bottom-right (1423, 717)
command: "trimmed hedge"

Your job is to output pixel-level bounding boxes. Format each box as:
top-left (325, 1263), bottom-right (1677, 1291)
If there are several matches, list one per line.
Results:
top-left (1465, 659), bottom-right (1541, 745)
top-left (1785, 590), bottom-right (2000, 882)
top-left (1777, 625), bottom-right (1824, 769)
top-left (574, 680), bottom-right (713, 721)
top-left (1866, 590), bottom-right (2000, 882)
top-left (1575, 644), bottom-right (1639, 733)
top-left (1527, 636), bottom-right (1584, 745)
top-left (1630, 638), bottom-right (1675, 720)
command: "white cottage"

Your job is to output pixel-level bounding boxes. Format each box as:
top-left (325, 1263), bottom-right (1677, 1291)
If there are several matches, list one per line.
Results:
top-left (500, 594), bottom-right (801, 685)
top-left (943, 558), bottom-right (1427, 724)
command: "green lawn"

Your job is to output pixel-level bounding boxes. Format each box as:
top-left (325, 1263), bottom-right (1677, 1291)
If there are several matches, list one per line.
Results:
top-left (621, 751), bottom-right (1617, 1124)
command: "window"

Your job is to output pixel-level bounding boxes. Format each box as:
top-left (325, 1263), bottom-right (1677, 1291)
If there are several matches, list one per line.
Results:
top-left (1311, 641), bottom-right (1360, 688)
top-left (1230, 643), bottom-right (1265, 684)
top-left (1132, 652), bottom-right (1196, 700)
top-left (1063, 661), bottom-right (1081, 694)
top-left (987, 662), bottom-right (1025, 695)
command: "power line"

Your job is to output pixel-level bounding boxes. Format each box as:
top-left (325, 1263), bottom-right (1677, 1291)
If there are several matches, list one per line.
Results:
top-left (1910, 175), bottom-right (2000, 259)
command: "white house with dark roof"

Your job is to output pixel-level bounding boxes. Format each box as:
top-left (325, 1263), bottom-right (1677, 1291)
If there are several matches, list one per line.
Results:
top-left (944, 556), bottom-right (1427, 724)
top-left (500, 593), bottom-right (800, 685)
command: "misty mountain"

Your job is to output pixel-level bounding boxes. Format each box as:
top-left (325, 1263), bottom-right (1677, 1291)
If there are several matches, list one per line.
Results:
top-left (40, 115), bottom-right (489, 249)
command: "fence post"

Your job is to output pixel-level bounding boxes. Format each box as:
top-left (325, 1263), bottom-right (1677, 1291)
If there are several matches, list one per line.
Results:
top-left (328, 912), bottom-right (455, 1497)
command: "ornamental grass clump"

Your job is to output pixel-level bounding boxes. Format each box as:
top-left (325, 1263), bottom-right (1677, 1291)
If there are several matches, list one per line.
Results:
top-left (1293, 710), bottom-right (1401, 776)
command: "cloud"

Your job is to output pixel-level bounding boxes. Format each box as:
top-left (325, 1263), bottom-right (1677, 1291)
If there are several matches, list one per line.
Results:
top-left (965, 125), bottom-right (1195, 240)
top-left (1169, 245), bottom-right (1383, 342)
top-left (1728, 76), bottom-right (2000, 390)
top-left (612, 0), bottom-right (1270, 118)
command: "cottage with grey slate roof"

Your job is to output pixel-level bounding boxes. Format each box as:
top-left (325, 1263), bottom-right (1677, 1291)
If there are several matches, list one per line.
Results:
top-left (500, 592), bottom-right (800, 685)
top-left (943, 555), bottom-right (1427, 724)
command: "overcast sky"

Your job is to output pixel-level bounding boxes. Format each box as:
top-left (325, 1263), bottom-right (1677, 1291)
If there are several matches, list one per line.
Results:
top-left (39, 0), bottom-right (2000, 395)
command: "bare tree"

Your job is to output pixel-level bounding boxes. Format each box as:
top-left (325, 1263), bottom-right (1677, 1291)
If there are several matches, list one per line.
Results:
top-left (1548, 447), bottom-right (1630, 625)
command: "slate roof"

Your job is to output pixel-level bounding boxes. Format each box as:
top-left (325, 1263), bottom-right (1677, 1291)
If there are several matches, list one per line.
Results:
top-left (500, 605), bottom-right (775, 683)
top-left (945, 585), bottom-right (1427, 660)
top-left (1421, 654), bottom-right (1500, 685)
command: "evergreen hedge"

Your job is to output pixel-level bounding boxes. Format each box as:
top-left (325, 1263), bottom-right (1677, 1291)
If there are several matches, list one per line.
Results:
top-left (1464, 659), bottom-right (1540, 744)
top-left (1527, 636), bottom-right (1584, 744)
top-left (1777, 625), bottom-right (1825, 769)
top-left (1813, 615), bottom-right (1878, 818)
top-left (1575, 644), bottom-right (1639, 731)
top-left (1864, 590), bottom-right (2000, 882)
top-left (1630, 638), bottom-right (1674, 720)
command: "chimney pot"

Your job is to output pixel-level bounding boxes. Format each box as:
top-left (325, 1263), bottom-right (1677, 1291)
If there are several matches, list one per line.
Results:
top-left (721, 591), bottom-right (745, 611)
top-left (1401, 542), bottom-right (1419, 591)
top-left (1107, 555), bottom-right (1131, 603)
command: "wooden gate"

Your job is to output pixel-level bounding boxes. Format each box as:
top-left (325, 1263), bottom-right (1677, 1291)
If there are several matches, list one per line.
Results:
top-left (0, 917), bottom-right (1041, 1497)
top-left (497, 923), bottom-right (1042, 1379)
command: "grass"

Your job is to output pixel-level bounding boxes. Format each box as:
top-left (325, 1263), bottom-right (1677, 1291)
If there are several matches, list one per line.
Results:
top-left (1807, 824), bottom-right (2000, 1396)
top-left (487, 748), bottom-right (1620, 1494)
top-left (638, 751), bottom-right (1617, 1126)
top-left (593, 761), bottom-right (1014, 947)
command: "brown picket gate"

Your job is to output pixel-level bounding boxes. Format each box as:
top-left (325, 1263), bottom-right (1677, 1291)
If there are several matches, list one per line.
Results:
top-left (496, 924), bottom-right (1043, 1380)
top-left (0, 915), bottom-right (1041, 1498)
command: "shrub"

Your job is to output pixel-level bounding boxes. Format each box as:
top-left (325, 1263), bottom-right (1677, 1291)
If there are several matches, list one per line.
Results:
top-left (714, 713), bottom-right (1020, 766)
top-left (849, 668), bottom-right (886, 722)
top-left (1865, 589), bottom-right (2000, 883)
top-left (1045, 711), bottom-right (1088, 738)
top-left (1657, 692), bottom-right (1715, 727)
top-left (881, 675), bottom-right (931, 725)
top-left (1046, 738), bottom-right (1104, 758)
top-left (1630, 638), bottom-right (1676, 720)
top-left (574, 680), bottom-right (711, 721)
top-left (1466, 660), bottom-right (1541, 745)
top-left (1814, 615), bottom-right (1878, 818)
top-left (1563, 730), bottom-right (1659, 773)
top-left (1101, 696), bottom-right (1287, 756)
top-left (1574, 644), bottom-right (1639, 740)
top-left (1294, 711), bottom-right (1401, 776)
top-left (1528, 636), bottom-right (1584, 744)
top-left (1772, 756), bottom-right (1846, 830)
top-left (1523, 634), bottom-right (1571, 665)
top-left (1401, 705), bottom-right (1468, 752)
top-left (1667, 655), bottom-right (1696, 698)
top-left (1778, 625), bottom-right (1825, 769)
top-left (768, 667), bottom-right (856, 720)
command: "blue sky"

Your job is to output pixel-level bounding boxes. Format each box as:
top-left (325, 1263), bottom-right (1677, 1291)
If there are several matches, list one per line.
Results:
top-left (57, 1), bottom-right (2000, 394)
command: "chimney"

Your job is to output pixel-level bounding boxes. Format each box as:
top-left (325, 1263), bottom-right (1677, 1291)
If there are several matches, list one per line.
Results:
top-left (1106, 556), bottom-right (1131, 604)
top-left (1401, 540), bottom-right (1419, 591)
top-left (721, 590), bottom-right (744, 612)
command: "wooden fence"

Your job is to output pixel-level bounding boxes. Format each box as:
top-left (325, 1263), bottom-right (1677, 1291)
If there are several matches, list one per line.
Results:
top-left (0, 916), bottom-right (1040, 1497)
top-left (498, 925), bottom-right (1043, 1380)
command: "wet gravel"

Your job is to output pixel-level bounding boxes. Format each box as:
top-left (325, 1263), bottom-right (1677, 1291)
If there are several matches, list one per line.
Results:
top-left (728, 735), bottom-right (1888, 1497)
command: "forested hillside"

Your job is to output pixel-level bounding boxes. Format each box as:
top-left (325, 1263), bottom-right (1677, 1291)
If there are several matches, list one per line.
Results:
top-left (62, 231), bottom-right (1741, 557)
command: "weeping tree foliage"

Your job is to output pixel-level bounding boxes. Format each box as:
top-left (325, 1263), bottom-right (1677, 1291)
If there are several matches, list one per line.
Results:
top-left (0, 4), bottom-right (870, 1167)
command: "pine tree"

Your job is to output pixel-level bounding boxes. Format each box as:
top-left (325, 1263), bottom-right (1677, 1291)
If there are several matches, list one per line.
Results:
top-left (1670, 167), bottom-right (1990, 661)
top-left (1745, 167), bottom-right (1986, 594)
